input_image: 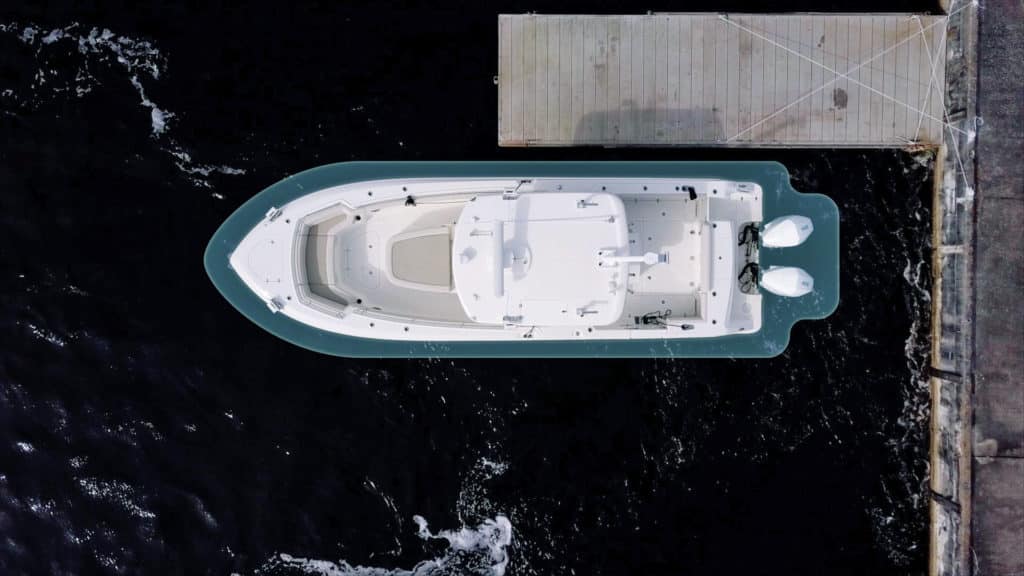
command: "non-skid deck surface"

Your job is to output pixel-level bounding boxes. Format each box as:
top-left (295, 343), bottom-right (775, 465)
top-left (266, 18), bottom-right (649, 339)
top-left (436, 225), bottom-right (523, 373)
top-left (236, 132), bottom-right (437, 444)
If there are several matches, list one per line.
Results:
top-left (498, 13), bottom-right (948, 147)
top-left (621, 195), bottom-right (702, 320)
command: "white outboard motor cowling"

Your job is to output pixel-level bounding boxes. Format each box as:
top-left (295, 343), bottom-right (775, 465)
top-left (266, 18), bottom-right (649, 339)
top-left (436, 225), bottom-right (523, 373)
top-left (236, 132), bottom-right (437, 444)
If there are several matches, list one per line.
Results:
top-left (760, 266), bottom-right (814, 297)
top-left (762, 215), bottom-right (814, 248)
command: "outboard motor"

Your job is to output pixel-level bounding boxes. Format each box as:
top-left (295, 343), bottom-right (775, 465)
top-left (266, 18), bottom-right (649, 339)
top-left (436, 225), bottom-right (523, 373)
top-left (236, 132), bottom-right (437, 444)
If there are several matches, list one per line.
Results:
top-left (762, 215), bottom-right (814, 248)
top-left (760, 266), bottom-right (814, 297)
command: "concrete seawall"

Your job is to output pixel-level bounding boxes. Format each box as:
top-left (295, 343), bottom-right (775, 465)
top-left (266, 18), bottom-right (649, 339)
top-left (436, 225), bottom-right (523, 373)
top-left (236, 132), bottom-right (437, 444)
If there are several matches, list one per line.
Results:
top-left (969, 0), bottom-right (1023, 573)
top-left (930, 0), bottom-right (1023, 574)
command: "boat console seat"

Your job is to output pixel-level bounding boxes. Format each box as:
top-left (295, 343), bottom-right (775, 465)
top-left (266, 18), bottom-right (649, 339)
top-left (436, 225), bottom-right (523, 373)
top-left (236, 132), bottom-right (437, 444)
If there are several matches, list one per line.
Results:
top-left (386, 227), bottom-right (453, 292)
top-left (451, 193), bottom-right (629, 326)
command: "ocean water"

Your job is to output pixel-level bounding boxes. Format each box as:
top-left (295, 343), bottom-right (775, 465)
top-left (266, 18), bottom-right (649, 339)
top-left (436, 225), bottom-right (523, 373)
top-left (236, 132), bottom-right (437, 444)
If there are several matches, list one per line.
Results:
top-left (1, 3), bottom-right (933, 575)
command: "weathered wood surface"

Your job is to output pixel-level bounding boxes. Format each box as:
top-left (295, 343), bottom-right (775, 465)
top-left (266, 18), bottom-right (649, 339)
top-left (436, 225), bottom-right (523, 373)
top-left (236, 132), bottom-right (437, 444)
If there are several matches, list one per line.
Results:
top-left (498, 13), bottom-right (948, 147)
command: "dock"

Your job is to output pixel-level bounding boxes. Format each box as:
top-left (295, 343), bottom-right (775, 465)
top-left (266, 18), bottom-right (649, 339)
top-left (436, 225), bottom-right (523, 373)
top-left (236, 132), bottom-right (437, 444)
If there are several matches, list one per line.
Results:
top-left (498, 13), bottom-right (948, 147)
top-left (496, 6), bottom-right (1022, 575)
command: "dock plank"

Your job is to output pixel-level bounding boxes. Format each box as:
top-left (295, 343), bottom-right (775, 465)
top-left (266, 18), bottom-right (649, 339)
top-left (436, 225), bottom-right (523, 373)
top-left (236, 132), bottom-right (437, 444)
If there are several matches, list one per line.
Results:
top-left (691, 16), bottom-right (704, 141)
top-left (667, 16), bottom-right (680, 141)
top-left (630, 17), bottom-right (644, 143)
top-left (715, 18), bottom-right (729, 140)
top-left (906, 15), bottom-right (921, 141)
top-left (726, 16), bottom-right (740, 141)
top-left (928, 21), bottom-right (946, 143)
top-left (786, 17), bottom-right (800, 142)
top-left (871, 16), bottom-right (885, 143)
top-left (835, 17), bottom-right (850, 142)
top-left (545, 18), bottom-right (558, 143)
top-left (558, 18), bottom-right (572, 143)
top-left (798, 16), bottom-right (812, 141)
top-left (772, 17), bottom-right (789, 143)
top-left (582, 18), bottom-right (594, 143)
top-left (499, 16), bottom-right (510, 143)
top-left (596, 18), bottom-right (609, 143)
top-left (857, 16), bottom-right (872, 142)
top-left (677, 17), bottom-right (691, 141)
top-left (882, 17), bottom-right (897, 142)
top-left (571, 18), bottom-right (585, 142)
top-left (701, 16), bottom-right (715, 140)
top-left (617, 17), bottom-right (631, 143)
top-left (643, 17), bottom-right (657, 141)
top-left (535, 18), bottom-right (548, 142)
top-left (655, 15), bottom-right (669, 142)
top-left (606, 18), bottom-right (620, 142)
top-left (893, 17), bottom-right (908, 142)
top-left (816, 16), bottom-right (829, 142)
top-left (522, 17), bottom-right (536, 143)
top-left (748, 15), bottom-right (763, 143)
top-left (820, 16), bottom-right (831, 141)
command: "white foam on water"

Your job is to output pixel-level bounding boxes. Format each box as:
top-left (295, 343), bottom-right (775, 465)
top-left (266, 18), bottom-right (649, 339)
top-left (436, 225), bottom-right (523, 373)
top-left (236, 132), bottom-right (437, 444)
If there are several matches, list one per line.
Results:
top-left (76, 476), bottom-right (156, 520)
top-left (455, 454), bottom-right (509, 525)
top-left (478, 458), bottom-right (508, 478)
top-left (20, 25), bottom-right (37, 43)
top-left (363, 478), bottom-right (402, 525)
top-left (41, 28), bottom-right (62, 44)
top-left (26, 496), bottom-right (57, 516)
top-left (128, 74), bottom-right (171, 135)
top-left (1, 21), bottom-right (245, 194)
top-left (21, 321), bottom-right (68, 347)
top-left (415, 515), bottom-right (512, 575)
top-left (866, 159), bottom-right (934, 567)
top-left (167, 148), bottom-right (247, 190)
top-left (262, 515), bottom-right (513, 576)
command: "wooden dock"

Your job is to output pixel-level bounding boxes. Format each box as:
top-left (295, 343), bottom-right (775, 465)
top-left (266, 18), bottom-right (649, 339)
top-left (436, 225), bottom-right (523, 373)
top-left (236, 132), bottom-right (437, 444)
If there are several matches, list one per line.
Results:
top-left (497, 13), bottom-right (948, 147)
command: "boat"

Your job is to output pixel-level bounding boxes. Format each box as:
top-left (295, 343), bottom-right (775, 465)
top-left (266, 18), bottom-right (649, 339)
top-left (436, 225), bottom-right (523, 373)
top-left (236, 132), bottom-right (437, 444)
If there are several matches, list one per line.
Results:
top-left (205, 162), bottom-right (839, 357)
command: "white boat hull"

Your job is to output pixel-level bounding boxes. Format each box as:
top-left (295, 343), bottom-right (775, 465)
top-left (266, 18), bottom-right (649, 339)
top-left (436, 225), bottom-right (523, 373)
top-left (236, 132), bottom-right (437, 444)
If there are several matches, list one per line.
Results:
top-left (229, 176), bottom-right (764, 342)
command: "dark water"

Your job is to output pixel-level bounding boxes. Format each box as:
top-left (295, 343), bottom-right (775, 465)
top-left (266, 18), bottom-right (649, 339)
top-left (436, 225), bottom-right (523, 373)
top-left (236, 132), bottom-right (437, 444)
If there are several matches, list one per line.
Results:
top-left (1, 3), bottom-right (933, 575)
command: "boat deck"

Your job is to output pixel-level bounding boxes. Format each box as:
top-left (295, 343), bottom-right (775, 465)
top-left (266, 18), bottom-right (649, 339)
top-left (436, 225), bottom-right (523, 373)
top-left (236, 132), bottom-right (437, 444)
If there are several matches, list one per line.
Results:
top-left (332, 201), bottom-right (472, 323)
top-left (620, 194), bottom-right (704, 322)
top-left (327, 190), bottom-right (729, 327)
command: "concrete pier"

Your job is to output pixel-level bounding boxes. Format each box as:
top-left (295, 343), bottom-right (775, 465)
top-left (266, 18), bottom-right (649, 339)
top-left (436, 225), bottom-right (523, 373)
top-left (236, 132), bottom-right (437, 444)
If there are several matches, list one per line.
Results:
top-left (929, 0), bottom-right (1022, 575)
top-left (969, 0), bottom-right (1023, 573)
top-left (928, 3), bottom-right (978, 575)
top-left (929, 2), bottom-right (1024, 569)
